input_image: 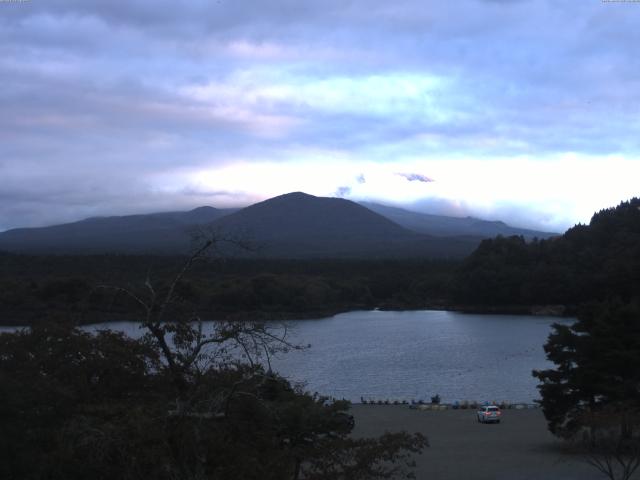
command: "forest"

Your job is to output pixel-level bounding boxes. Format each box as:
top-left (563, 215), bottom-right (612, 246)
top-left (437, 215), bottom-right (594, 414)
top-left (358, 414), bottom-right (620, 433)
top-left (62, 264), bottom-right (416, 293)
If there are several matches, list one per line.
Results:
top-left (0, 255), bottom-right (456, 326)
top-left (452, 198), bottom-right (640, 311)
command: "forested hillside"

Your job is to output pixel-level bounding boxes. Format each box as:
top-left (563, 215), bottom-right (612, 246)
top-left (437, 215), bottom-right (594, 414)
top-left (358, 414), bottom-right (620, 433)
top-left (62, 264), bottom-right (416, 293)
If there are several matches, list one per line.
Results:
top-left (452, 198), bottom-right (640, 309)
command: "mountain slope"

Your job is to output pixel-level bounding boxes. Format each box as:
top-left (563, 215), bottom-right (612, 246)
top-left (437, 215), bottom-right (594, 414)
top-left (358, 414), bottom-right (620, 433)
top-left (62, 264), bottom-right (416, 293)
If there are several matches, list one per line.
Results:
top-left (213, 192), bottom-right (410, 241)
top-left (360, 202), bottom-right (557, 239)
top-left (208, 192), bottom-right (480, 258)
top-left (0, 207), bottom-right (237, 254)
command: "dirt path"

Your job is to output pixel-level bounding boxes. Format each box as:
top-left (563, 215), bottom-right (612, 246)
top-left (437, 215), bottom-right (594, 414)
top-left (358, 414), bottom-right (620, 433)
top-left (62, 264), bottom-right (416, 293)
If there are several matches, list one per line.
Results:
top-left (351, 405), bottom-right (609, 480)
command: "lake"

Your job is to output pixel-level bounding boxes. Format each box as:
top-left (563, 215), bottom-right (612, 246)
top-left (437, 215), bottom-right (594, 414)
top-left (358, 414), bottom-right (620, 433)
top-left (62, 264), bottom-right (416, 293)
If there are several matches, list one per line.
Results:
top-left (275, 310), bottom-right (570, 403)
top-left (45, 309), bottom-right (571, 404)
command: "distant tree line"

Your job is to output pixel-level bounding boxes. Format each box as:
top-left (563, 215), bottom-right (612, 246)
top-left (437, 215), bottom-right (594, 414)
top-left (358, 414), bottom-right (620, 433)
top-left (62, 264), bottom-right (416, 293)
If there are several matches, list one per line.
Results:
top-left (0, 255), bottom-right (457, 326)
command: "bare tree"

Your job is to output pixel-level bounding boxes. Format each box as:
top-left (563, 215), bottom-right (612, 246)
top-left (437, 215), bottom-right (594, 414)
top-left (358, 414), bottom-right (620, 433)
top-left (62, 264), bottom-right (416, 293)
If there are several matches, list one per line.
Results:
top-left (90, 232), bottom-right (427, 480)
top-left (98, 231), bottom-right (301, 415)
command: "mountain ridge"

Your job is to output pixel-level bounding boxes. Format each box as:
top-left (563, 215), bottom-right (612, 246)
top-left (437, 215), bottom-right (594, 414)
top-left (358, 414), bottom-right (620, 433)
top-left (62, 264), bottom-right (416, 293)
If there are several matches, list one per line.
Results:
top-left (359, 202), bottom-right (557, 239)
top-left (0, 192), bottom-right (547, 258)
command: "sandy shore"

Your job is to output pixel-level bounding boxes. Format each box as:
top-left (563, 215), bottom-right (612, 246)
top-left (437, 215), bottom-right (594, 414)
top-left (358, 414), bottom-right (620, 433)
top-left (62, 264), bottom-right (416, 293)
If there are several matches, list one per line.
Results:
top-left (351, 405), bottom-right (607, 480)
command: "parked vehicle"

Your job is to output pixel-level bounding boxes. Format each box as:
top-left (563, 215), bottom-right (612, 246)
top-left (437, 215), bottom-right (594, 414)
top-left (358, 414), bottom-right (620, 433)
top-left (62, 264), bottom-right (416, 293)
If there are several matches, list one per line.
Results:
top-left (477, 405), bottom-right (501, 423)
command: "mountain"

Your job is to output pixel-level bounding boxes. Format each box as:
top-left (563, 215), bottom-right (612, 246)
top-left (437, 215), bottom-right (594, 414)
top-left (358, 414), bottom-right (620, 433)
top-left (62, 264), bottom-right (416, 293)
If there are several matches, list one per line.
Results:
top-left (360, 202), bottom-right (557, 239)
top-left (208, 192), bottom-right (480, 258)
top-left (0, 207), bottom-right (237, 254)
top-left (0, 193), bottom-right (480, 258)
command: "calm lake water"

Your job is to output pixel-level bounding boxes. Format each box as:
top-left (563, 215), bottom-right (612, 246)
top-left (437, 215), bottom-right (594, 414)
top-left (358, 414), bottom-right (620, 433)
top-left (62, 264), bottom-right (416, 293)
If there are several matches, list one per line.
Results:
top-left (3, 310), bottom-right (572, 403)
top-left (271, 310), bottom-right (571, 403)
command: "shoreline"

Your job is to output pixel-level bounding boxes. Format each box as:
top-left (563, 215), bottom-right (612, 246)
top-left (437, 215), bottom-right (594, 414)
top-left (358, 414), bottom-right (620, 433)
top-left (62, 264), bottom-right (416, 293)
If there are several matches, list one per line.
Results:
top-left (0, 303), bottom-right (573, 328)
top-left (357, 401), bottom-right (539, 409)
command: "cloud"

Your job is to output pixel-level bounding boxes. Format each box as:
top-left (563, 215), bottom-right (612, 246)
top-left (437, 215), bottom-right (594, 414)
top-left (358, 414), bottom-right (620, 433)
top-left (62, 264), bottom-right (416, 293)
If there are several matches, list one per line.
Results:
top-left (335, 186), bottom-right (352, 198)
top-left (396, 173), bottom-right (434, 183)
top-left (1, 0), bottom-right (639, 231)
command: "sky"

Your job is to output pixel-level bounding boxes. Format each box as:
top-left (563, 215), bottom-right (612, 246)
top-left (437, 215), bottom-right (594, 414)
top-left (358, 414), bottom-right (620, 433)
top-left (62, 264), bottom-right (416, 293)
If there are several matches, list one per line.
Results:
top-left (1, 0), bottom-right (639, 233)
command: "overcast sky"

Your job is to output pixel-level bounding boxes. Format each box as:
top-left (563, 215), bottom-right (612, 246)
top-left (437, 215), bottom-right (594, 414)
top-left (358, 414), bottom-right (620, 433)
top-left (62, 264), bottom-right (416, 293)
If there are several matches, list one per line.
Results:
top-left (1, 0), bottom-right (639, 233)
